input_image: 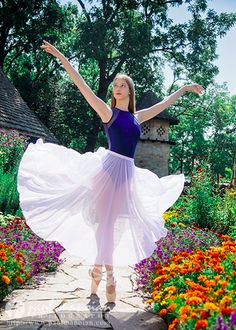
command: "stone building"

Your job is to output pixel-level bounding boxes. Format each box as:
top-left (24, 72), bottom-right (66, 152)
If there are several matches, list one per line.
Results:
top-left (135, 90), bottom-right (179, 177)
top-left (0, 69), bottom-right (59, 144)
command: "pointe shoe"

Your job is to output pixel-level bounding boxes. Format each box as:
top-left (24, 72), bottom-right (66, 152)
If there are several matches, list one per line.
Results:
top-left (88, 267), bottom-right (103, 295)
top-left (106, 274), bottom-right (117, 303)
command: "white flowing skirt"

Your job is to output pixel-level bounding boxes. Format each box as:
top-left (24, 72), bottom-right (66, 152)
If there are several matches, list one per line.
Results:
top-left (17, 138), bottom-right (185, 267)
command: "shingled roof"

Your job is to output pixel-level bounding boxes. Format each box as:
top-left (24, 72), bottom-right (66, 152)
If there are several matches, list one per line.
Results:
top-left (136, 90), bottom-right (179, 125)
top-left (0, 69), bottom-right (59, 143)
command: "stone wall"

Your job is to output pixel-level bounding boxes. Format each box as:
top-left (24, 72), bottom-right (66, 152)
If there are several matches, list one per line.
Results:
top-left (135, 140), bottom-right (170, 177)
top-left (135, 119), bottom-right (171, 177)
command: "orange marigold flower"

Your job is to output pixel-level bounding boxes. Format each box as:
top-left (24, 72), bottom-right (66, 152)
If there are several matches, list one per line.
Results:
top-left (0, 250), bottom-right (6, 257)
top-left (195, 320), bottom-right (208, 329)
top-left (180, 314), bottom-right (188, 321)
top-left (220, 235), bottom-right (230, 240)
top-left (190, 312), bottom-right (198, 319)
top-left (167, 303), bottom-right (177, 312)
top-left (205, 280), bottom-right (216, 287)
top-left (2, 257), bottom-right (8, 262)
top-left (218, 280), bottom-right (228, 287)
top-left (187, 297), bottom-right (203, 305)
top-left (179, 305), bottom-right (192, 315)
top-left (159, 309), bottom-right (168, 317)
top-left (198, 275), bottom-right (207, 282)
top-left (168, 318), bottom-right (179, 330)
top-left (17, 276), bottom-right (23, 284)
top-left (215, 288), bottom-right (225, 296)
top-left (2, 275), bottom-right (11, 285)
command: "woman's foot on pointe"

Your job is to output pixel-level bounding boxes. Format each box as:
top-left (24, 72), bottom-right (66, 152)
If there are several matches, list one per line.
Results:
top-left (89, 267), bottom-right (103, 295)
top-left (106, 272), bottom-right (117, 303)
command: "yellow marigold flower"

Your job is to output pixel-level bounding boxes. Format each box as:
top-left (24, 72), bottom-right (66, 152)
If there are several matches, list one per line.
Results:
top-left (214, 275), bottom-right (221, 281)
top-left (151, 290), bottom-right (158, 297)
top-left (160, 300), bottom-right (168, 306)
top-left (145, 299), bottom-right (153, 305)
top-left (204, 302), bottom-right (219, 312)
top-left (2, 275), bottom-right (11, 285)
top-left (153, 294), bottom-right (161, 301)
top-left (220, 296), bottom-right (233, 306)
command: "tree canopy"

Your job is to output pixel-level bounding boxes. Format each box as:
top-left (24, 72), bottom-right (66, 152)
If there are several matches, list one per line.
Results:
top-left (1, 0), bottom-right (235, 179)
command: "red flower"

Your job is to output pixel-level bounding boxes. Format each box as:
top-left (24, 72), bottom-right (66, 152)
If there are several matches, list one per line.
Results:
top-left (195, 320), bottom-right (208, 329)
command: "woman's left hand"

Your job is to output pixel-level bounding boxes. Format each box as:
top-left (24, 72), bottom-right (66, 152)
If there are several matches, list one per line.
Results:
top-left (183, 83), bottom-right (205, 95)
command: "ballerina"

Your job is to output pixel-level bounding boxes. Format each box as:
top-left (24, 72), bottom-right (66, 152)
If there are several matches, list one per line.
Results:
top-left (17, 40), bottom-right (204, 305)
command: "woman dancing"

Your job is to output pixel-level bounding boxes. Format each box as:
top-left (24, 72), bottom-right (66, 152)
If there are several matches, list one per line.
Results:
top-left (17, 40), bottom-right (204, 306)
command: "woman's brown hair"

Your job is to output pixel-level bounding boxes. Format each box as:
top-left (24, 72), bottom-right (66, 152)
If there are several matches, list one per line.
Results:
top-left (110, 73), bottom-right (136, 114)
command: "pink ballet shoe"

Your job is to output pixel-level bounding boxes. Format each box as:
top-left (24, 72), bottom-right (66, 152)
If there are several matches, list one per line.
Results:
top-left (106, 273), bottom-right (117, 303)
top-left (88, 267), bottom-right (103, 295)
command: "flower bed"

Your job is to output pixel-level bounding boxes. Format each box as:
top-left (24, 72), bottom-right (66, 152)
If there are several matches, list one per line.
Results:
top-left (0, 212), bottom-right (65, 301)
top-left (145, 236), bottom-right (236, 330)
top-left (133, 221), bottom-right (221, 294)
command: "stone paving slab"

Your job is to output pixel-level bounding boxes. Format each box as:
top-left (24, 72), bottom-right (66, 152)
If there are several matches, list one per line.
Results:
top-left (0, 250), bottom-right (167, 329)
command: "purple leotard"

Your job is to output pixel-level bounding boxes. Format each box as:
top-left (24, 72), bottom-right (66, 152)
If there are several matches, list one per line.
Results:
top-left (102, 107), bottom-right (141, 158)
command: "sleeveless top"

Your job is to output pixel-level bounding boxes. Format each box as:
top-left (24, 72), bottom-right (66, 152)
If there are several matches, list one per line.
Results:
top-left (102, 107), bottom-right (141, 158)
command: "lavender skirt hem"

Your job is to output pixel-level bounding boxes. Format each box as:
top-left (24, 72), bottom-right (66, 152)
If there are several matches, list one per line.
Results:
top-left (17, 138), bottom-right (185, 267)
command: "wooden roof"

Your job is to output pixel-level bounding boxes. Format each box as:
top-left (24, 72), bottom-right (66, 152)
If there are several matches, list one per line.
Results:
top-left (0, 69), bottom-right (59, 143)
top-left (136, 90), bottom-right (179, 125)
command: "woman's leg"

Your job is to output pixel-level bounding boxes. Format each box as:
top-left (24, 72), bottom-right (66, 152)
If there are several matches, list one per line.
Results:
top-left (90, 264), bottom-right (103, 294)
top-left (105, 264), bottom-right (116, 303)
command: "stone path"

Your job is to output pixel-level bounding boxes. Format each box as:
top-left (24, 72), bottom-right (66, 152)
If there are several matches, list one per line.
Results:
top-left (0, 250), bottom-right (167, 329)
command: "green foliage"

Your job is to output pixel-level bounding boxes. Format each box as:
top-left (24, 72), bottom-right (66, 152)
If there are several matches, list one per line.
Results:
top-left (215, 189), bottom-right (236, 239)
top-left (176, 157), bottom-right (236, 236)
top-left (186, 159), bottom-right (221, 230)
top-left (2, 0), bottom-right (236, 154)
top-left (169, 84), bottom-right (236, 179)
top-left (0, 129), bottom-right (28, 216)
top-left (0, 129), bottom-right (28, 172)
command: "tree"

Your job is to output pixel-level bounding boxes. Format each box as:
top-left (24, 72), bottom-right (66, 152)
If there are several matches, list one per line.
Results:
top-left (1, 0), bottom-right (236, 154)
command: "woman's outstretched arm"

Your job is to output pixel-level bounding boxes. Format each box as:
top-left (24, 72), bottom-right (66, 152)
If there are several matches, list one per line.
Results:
top-left (40, 40), bottom-right (111, 122)
top-left (137, 84), bottom-right (205, 124)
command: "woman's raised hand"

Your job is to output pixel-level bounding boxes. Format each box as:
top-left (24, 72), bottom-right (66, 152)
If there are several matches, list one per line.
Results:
top-left (184, 83), bottom-right (205, 95)
top-left (40, 40), bottom-right (63, 59)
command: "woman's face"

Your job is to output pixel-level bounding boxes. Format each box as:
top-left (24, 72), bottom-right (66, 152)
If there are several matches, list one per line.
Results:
top-left (112, 78), bottom-right (130, 100)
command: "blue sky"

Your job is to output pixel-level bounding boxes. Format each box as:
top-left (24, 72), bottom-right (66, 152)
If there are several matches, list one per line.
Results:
top-left (60, 0), bottom-right (236, 96)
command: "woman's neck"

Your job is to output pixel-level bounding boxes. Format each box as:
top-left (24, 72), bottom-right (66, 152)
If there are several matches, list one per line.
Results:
top-left (115, 100), bottom-right (129, 111)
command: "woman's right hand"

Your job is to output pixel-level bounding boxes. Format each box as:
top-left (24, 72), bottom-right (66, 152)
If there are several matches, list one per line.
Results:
top-left (40, 40), bottom-right (63, 59)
